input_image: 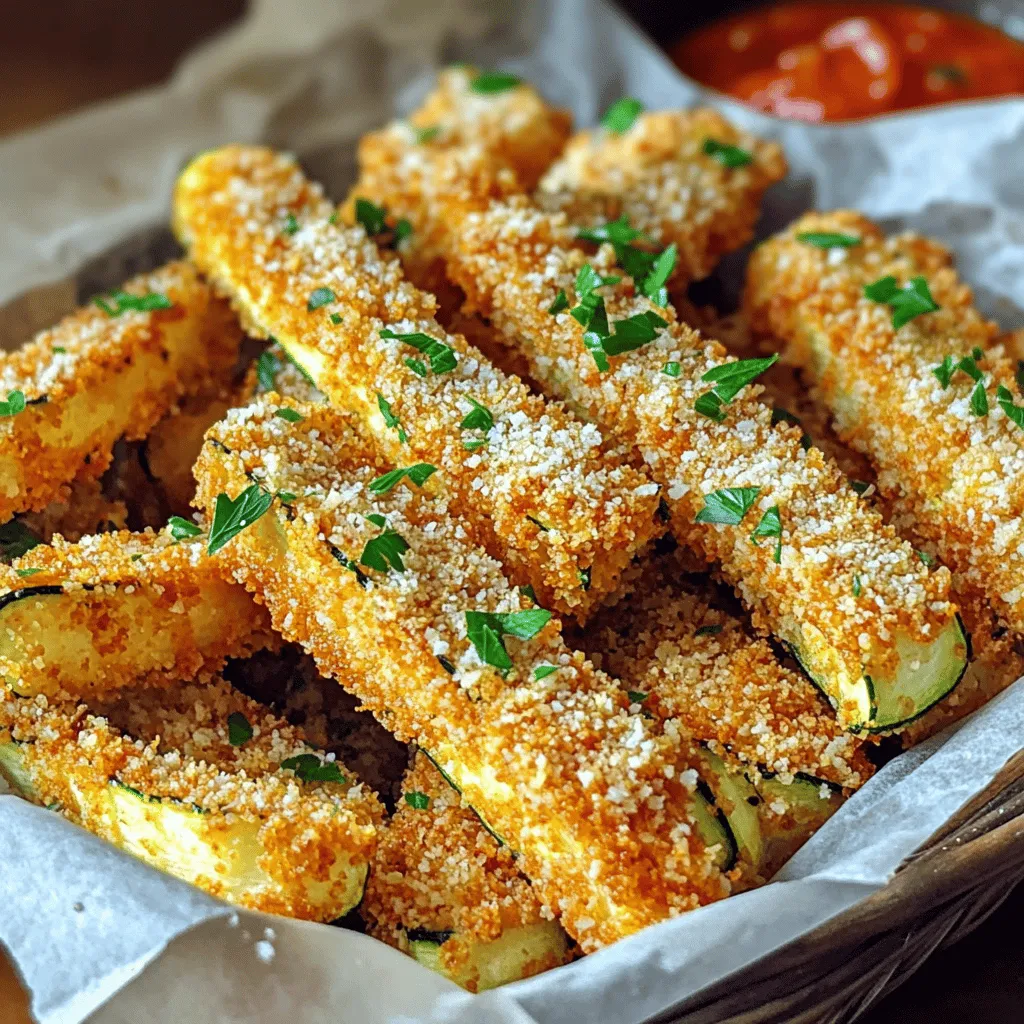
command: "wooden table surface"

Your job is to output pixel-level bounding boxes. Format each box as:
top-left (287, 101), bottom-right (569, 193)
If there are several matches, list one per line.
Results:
top-left (1, 1), bottom-right (1021, 1020)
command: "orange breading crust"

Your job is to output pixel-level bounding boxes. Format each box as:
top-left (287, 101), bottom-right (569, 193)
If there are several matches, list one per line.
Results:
top-left (0, 528), bottom-right (276, 698)
top-left (19, 476), bottom-right (128, 545)
top-left (356, 94), bottom-right (961, 731)
top-left (746, 210), bottom-right (1024, 636)
top-left (583, 552), bottom-right (873, 788)
top-left (0, 679), bottom-right (382, 920)
top-left (193, 396), bottom-right (733, 952)
top-left (0, 262), bottom-right (241, 520)
top-left (173, 146), bottom-right (662, 623)
top-left (537, 109), bottom-right (786, 288)
top-left (362, 753), bottom-right (571, 989)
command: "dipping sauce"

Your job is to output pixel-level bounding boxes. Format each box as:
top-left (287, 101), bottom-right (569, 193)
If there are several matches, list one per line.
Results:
top-left (673, 3), bottom-right (1024, 121)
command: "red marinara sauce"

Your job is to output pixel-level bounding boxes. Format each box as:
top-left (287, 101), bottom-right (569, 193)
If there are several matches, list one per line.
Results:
top-left (672, 3), bottom-right (1024, 122)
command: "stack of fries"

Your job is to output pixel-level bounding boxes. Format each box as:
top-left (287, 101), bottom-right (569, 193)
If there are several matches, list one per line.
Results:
top-left (4, 66), bottom-right (1018, 991)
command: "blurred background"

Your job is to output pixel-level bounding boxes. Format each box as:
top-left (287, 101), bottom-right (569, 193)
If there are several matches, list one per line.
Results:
top-left (1, 0), bottom-right (1023, 1021)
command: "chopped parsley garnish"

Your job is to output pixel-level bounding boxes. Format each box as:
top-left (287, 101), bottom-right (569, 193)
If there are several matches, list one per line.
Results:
top-left (330, 313), bottom-right (343, 325)
top-left (520, 584), bottom-right (538, 605)
top-left (207, 484), bottom-right (273, 555)
top-left (577, 215), bottom-right (675, 303)
top-left (548, 290), bottom-right (569, 315)
top-left (534, 664), bottom-right (559, 681)
top-left (864, 275), bottom-right (940, 329)
top-left (641, 243), bottom-right (677, 307)
top-left (464, 608), bottom-right (552, 674)
top-left (770, 406), bottom-right (812, 449)
top-left (460, 397), bottom-right (494, 432)
top-left (380, 328), bottom-right (457, 374)
top-left (470, 71), bottom-right (521, 94)
top-left (0, 521), bottom-right (41, 563)
top-left (377, 393), bottom-right (408, 443)
top-left (578, 566), bottom-right (592, 591)
top-left (283, 213), bottom-right (300, 236)
top-left (570, 263), bottom-right (618, 330)
top-left (997, 385), bottom-right (1024, 429)
top-left (796, 231), bottom-right (861, 249)
top-left (0, 390), bottom-right (27, 418)
top-left (277, 491), bottom-right (297, 503)
top-left (932, 354), bottom-right (956, 388)
top-left (369, 463), bottom-right (437, 495)
top-left (626, 690), bottom-right (648, 703)
top-left (463, 438), bottom-right (487, 451)
top-left (307, 287), bottom-right (336, 312)
top-left (694, 623), bottom-right (723, 637)
top-left (168, 516), bottom-right (201, 541)
top-left (274, 407), bottom-right (303, 423)
top-left (694, 486), bottom-right (761, 526)
top-left (405, 791), bottom-right (430, 809)
top-left (256, 349), bottom-right (282, 391)
top-left (404, 356), bottom-right (427, 377)
top-left (601, 311), bottom-right (668, 356)
top-left (696, 355), bottom-right (778, 421)
top-left (15, 568), bottom-right (41, 578)
top-left (227, 712), bottom-right (253, 747)
top-left (281, 753), bottom-right (346, 784)
top-left (662, 361), bottom-right (681, 378)
top-left (360, 523), bottom-right (410, 574)
top-left (916, 549), bottom-right (936, 567)
top-left (970, 379), bottom-right (989, 417)
top-left (52, 346), bottom-right (66, 354)
top-left (93, 291), bottom-right (173, 317)
top-left (703, 138), bottom-right (753, 168)
top-left (850, 480), bottom-right (872, 496)
top-left (601, 96), bottom-right (644, 134)
top-left (750, 505), bottom-right (783, 564)
top-left (354, 198), bottom-right (388, 235)
top-left (414, 125), bottom-right (441, 144)
top-left (394, 219), bottom-right (413, 243)
top-left (852, 574), bottom-right (862, 597)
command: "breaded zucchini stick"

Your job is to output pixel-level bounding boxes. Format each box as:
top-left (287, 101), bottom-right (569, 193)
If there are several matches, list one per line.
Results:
top-left (0, 678), bottom-right (381, 920)
top-left (537, 108), bottom-right (786, 288)
top-left (747, 211), bottom-right (1024, 641)
top-left (363, 752), bottom-right (571, 991)
top-left (17, 476), bottom-right (127, 547)
top-left (193, 396), bottom-right (735, 951)
top-left (0, 528), bottom-right (275, 698)
top-left (353, 83), bottom-right (967, 734)
top-left (173, 147), bottom-right (662, 622)
top-left (0, 262), bottom-right (241, 520)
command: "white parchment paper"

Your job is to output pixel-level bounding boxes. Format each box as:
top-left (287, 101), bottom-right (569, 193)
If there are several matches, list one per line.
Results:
top-left (1, 1), bottom-right (1023, 1021)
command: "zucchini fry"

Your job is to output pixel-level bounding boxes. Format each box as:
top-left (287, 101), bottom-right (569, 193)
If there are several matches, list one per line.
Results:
top-left (0, 262), bottom-right (241, 520)
top-left (194, 396), bottom-right (734, 951)
top-left (173, 147), bottom-right (662, 622)
top-left (0, 678), bottom-right (381, 920)
top-left (746, 211), bottom-right (1024, 643)
top-left (537, 108), bottom-right (786, 288)
top-left (363, 752), bottom-right (572, 991)
top-left (0, 528), bottom-right (276, 698)
top-left (351, 79), bottom-right (967, 734)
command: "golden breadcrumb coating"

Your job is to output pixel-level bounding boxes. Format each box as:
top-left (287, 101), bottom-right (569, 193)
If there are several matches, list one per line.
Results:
top-left (173, 146), bottom-right (662, 622)
top-left (747, 211), bottom-right (1024, 641)
top-left (537, 109), bottom-right (786, 287)
top-left (0, 527), bottom-right (276, 698)
top-left (0, 262), bottom-right (241, 520)
top-left (19, 476), bottom-right (128, 545)
top-left (193, 396), bottom-right (733, 951)
top-left (0, 678), bottom-right (381, 920)
top-left (584, 550), bottom-right (873, 788)
top-left (355, 84), bottom-right (963, 732)
top-left (363, 753), bottom-right (572, 990)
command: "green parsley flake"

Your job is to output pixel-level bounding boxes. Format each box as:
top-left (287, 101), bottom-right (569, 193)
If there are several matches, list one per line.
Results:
top-left (694, 392), bottom-right (726, 422)
top-left (0, 390), bottom-right (26, 418)
top-left (405, 791), bottom-right (431, 810)
top-left (534, 664), bottom-right (559, 681)
top-left (601, 96), bottom-right (644, 134)
top-left (207, 485), bottom-right (273, 555)
top-left (52, 346), bottom-right (67, 354)
top-left (369, 463), bottom-right (437, 495)
top-left (256, 349), bottom-right (282, 392)
top-left (694, 623), bottom-right (723, 638)
top-left (641, 243), bottom-right (677, 307)
top-left (602, 311), bottom-right (668, 357)
top-left (701, 354), bottom-right (779, 404)
top-left (377, 393), bottom-right (408, 443)
top-left (662, 361), bottom-right (681, 378)
top-left (404, 356), bottom-right (428, 378)
top-left (380, 328), bottom-right (457, 374)
top-left (520, 584), bottom-right (538, 605)
top-left (284, 213), bottom-right (300, 236)
top-left (577, 215), bottom-right (670, 288)
top-left (850, 480), bottom-right (872, 496)
top-left (330, 313), bottom-right (343, 325)
top-left (750, 505), bottom-right (783, 564)
top-left (354, 198), bottom-right (388, 235)
top-left (93, 291), bottom-right (173, 317)
top-left (360, 525), bottom-right (410, 574)
top-left (997, 384), bottom-right (1024, 429)
top-left (852, 574), bottom-right (862, 597)
top-left (695, 487), bottom-right (761, 526)
top-left (703, 138), bottom-right (753, 168)
top-left (415, 125), bottom-right (441, 144)
top-left (470, 71), bottom-right (521, 94)
top-left (281, 753), bottom-right (346, 784)
top-left (227, 712), bottom-right (253, 747)
top-left (796, 231), bottom-right (861, 249)
top-left (916, 549), bottom-right (936, 567)
top-left (578, 566), bottom-right (592, 591)
top-left (276, 491), bottom-right (297, 503)
top-left (460, 397), bottom-right (494, 432)
top-left (932, 354), bottom-right (956, 389)
top-left (463, 438), bottom-right (487, 452)
top-left (168, 516), bottom-right (201, 542)
top-left (626, 690), bottom-right (648, 703)
top-left (464, 608), bottom-right (552, 674)
top-left (970, 379), bottom-right (989, 417)
top-left (15, 568), bottom-right (41, 578)
top-left (548, 289), bottom-right (569, 315)
top-left (864, 275), bottom-right (940, 330)
top-left (307, 287), bottom-right (336, 312)
top-left (275, 407), bottom-right (303, 423)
